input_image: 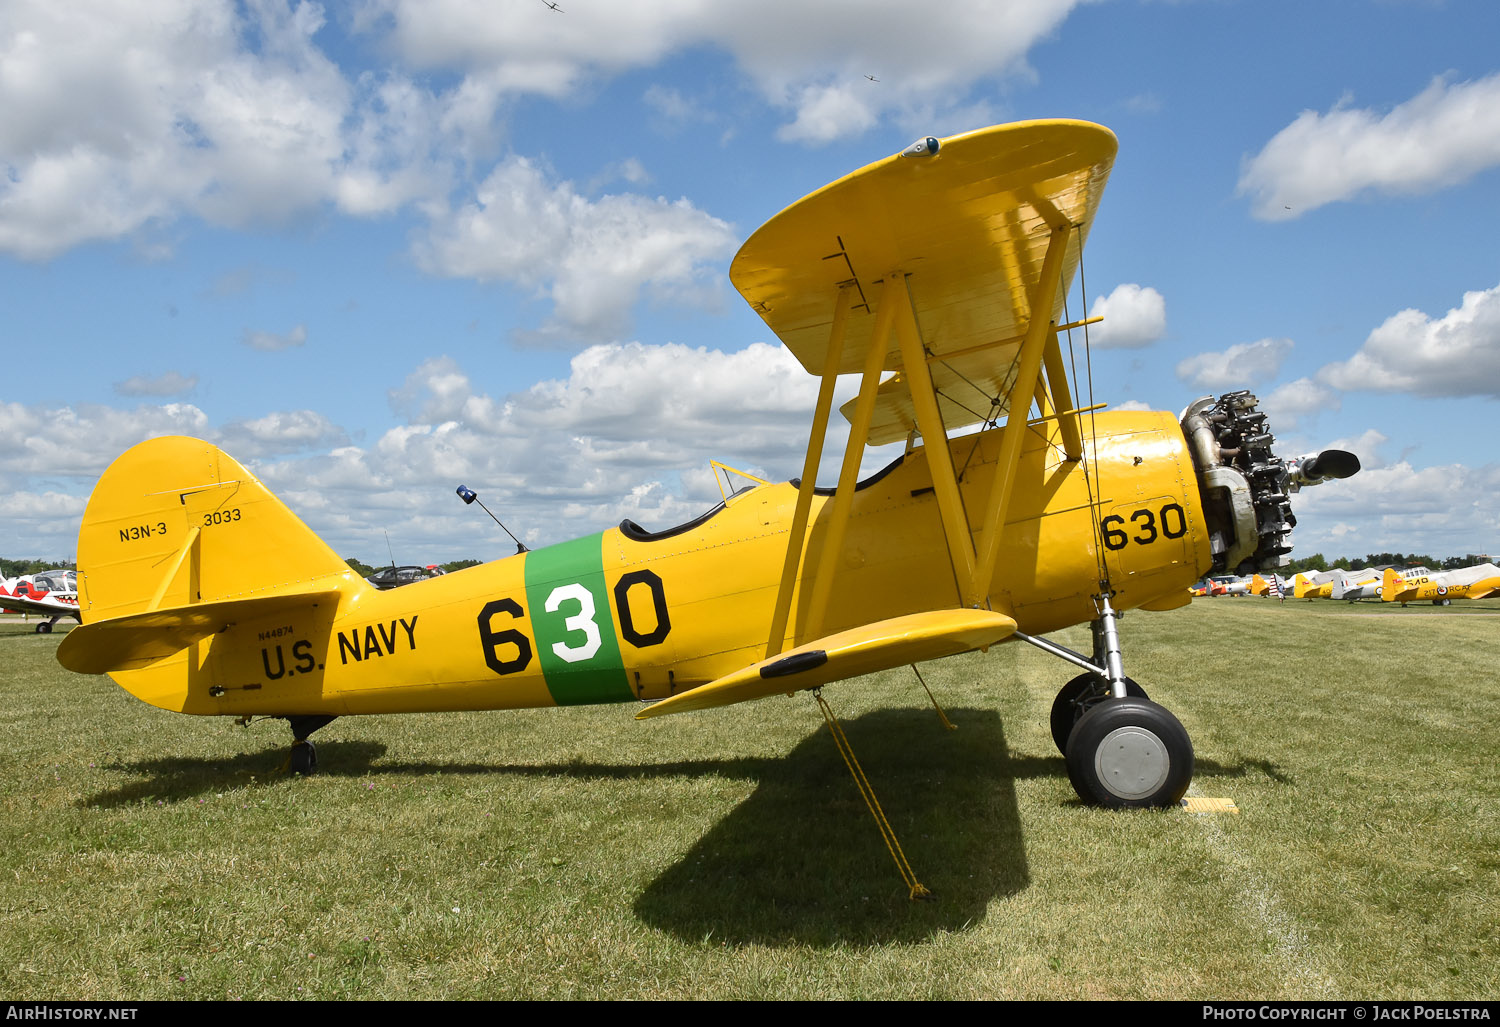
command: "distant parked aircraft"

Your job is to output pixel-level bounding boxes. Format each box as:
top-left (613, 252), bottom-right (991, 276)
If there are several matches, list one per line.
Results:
top-left (0, 569), bottom-right (81, 633)
top-left (1382, 564), bottom-right (1500, 605)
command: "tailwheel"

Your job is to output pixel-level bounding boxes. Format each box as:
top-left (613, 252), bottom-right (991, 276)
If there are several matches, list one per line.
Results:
top-left (285, 714), bottom-right (337, 775)
top-left (288, 739), bottom-right (318, 775)
top-left (1064, 697), bottom-right (1193, 809)
top-left (1049, 673), bottom-right (1148, 755)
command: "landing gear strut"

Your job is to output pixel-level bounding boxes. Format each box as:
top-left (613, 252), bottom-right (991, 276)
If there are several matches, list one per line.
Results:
top-left (286, 715), bottom-right (337, 775)
top-left (1018, 595), bottom-right (1194, 809)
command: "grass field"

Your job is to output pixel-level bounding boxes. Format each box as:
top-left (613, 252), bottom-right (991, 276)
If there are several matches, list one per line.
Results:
top-left (1, 599), bottom-right (1495, 1000)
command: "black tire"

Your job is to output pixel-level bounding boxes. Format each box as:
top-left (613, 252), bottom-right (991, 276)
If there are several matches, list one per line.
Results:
top-left (1050, 673), bottom-right (1147, 755)
top-left (1064, 697), bottom-right (1193, 809)
top-left (35, 622), bottom-right (52, 634)
top-left (289, 740), bottom-right (318, 775)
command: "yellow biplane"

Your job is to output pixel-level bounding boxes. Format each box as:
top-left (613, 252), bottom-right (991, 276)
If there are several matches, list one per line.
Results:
top-left (59, 120), bottom-right (1356, 834)
top-left (1381, 564), bottom-right (1500, 605)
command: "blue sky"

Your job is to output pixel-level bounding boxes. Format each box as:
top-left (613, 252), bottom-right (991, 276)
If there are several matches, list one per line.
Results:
top-left (4, 0), bottom-right (1499, 565)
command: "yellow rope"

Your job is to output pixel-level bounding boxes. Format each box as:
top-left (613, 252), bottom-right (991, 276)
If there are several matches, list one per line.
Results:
top-left (910, 665), bottom-right (957, 731)
top-left (813, 690), bottom-right (933, 901)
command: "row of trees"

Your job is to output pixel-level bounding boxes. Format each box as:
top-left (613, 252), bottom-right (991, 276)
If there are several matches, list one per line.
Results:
top-left (1279, 553), bottom-right (1493, 575)
top-left (1, 559), bottom-right (75, 578)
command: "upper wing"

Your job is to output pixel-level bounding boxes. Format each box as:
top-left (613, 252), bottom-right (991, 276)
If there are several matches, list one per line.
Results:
top-left (729, 120), bottom-right (1116, 445)
top-left (635, 608), bottom-right (1017, 719)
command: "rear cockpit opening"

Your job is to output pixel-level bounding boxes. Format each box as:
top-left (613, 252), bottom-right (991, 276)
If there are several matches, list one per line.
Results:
top-left (619, 453), bottom-right (911, 543)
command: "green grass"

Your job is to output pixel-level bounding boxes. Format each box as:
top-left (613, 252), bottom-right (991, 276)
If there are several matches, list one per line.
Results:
top-left (0, 600), bottom-right (1495, 999)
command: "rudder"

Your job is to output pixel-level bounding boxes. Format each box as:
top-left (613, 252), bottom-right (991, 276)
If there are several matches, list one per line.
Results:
top-left (75, 436), bottom-right (359, 622)
top-left (62, 438), bottom-right (367, 713)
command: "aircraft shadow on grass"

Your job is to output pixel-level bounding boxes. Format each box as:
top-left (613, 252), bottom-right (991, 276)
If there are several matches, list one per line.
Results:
top-left (79, 707), bottom-right (1284, 944)
top-left (631, 707), bottom-right (1028, 946)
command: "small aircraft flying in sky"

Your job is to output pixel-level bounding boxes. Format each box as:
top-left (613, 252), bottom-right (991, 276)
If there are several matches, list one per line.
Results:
top-left (59, 121), bottom-right (1357, 835)
top-left (1, 569), bottom-right (81, 633)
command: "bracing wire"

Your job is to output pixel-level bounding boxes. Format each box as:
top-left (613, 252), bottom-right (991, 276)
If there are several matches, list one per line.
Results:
top-left (1062, 239), bottom-right (1112, 591)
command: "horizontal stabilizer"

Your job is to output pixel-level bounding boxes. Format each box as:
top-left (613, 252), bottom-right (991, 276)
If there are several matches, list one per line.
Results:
top-left (635, 608), bottom-right (1017, 720)
top-left (57, 590), bottom-right (343, 675)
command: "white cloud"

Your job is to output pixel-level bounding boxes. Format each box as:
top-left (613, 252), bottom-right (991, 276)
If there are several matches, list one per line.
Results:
top-left (1327, 428), bottom-right (1389, 471)
top-left (365, 0), bottom-right (1086, 145)
top-left (0, 401), bottom-right (211, 479)
top-left (643, 85), bottom-right (712, 131)
top-left (0, 0), bottom-right (483, 259)
top-left (1291, 458), bottom-right (1500, 557)
top-left (1317, 282), bottom-right (1500, 397)
top-left (0, 400), bottom-right (347, 491)
top-left (114, 371), bottom-right (199, 397)
top-left (1087, 283), bottom-right (1166, 349)
top-left (255, 341), bottom-right (905, 559)
top-left (0, 491), bottom-right (87, 554)
top-left (0, 0), bottom-right (1088, 341)
top-left (1261, 377), bottom-right (1339, 430)
top-left (243, 324), bottom-right (309, 351)
top-left (776, 82), bottom-right (881, 145)
top-left (1239, 73), bottom-right (1500, 220)
top-left (1176, 338), bottom-right (1293, 390)
top-left (415, 158), bottom-right (736, 342)
top-left (215, 410), bottom-right (348, 459)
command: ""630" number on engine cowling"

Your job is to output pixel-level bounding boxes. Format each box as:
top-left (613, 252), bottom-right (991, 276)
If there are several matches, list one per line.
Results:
top-left (1100, 503), bottom-right (1188, 550)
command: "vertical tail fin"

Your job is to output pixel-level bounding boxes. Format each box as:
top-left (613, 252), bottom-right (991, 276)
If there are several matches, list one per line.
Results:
top-left (74, 436), bottom-right (361, 622)
top-left (60, 437), bottom-right (367, 710)
top-left (1381, 567), bottom-right (1404, 602)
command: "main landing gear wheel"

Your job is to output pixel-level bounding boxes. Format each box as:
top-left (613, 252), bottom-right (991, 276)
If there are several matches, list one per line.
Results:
top-left (35, 622), bottom-right (52, 634)
top-left (1050, 673), bottom-right (1147, 755)
top-left (1064, 697), bottom-right (1193, 809)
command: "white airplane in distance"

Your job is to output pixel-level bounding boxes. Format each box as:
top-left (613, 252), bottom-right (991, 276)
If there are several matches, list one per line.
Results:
top-left (0, 569), bottom-right (81, 633)
top-left (1208, 574), bottom-right (1251, 596)
top-left (1329, 566), bottom-right (1393, 602)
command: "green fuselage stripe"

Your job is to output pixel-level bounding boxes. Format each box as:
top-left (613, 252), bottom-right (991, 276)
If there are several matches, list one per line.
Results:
top-left (523, 533), bottom-right (632, 706)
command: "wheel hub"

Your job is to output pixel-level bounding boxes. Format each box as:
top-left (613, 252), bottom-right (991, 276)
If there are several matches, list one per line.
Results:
top-left (1093, 725), bottom-right (1172, 801)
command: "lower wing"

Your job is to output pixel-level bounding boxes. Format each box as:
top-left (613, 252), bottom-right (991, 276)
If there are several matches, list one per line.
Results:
top-left (636, 608), bottom-right (1017, 720)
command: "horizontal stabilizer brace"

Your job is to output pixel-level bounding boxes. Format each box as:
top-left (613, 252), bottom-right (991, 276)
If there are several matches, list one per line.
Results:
top-left (636, 608), bottom-right (1017, 720)
top-left (58, 590), bottom-right (344, 675)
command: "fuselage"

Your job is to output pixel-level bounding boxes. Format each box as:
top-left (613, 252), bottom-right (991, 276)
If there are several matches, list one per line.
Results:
top-left (109, 411), bottom-right (1210, 718)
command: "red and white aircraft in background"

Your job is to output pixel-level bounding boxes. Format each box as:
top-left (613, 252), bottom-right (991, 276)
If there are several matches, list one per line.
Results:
top-left (0, 569), bottom-right (81, 633)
